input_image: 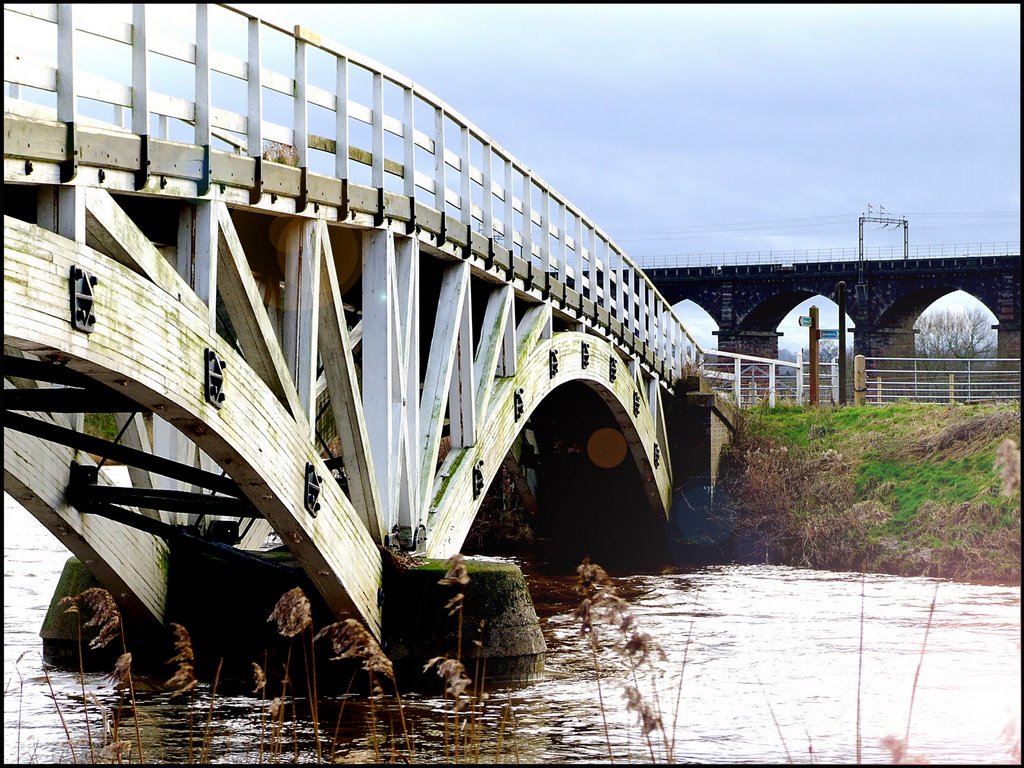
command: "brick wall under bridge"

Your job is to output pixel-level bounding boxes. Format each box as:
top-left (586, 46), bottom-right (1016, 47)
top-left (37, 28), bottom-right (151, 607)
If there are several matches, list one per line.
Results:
top-left (645, 255), bottom-right (1021, 360)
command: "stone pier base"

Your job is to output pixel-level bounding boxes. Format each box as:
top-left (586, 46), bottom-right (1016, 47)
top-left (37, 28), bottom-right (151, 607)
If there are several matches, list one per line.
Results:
top-left (381, 557), bottom-right (546, 687)
top-left (41, 552), bottom-right (547, 692)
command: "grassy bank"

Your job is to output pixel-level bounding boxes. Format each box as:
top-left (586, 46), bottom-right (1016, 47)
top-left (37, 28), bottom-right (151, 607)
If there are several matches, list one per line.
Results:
top-left (718, 401), bottom-right (1021, 583)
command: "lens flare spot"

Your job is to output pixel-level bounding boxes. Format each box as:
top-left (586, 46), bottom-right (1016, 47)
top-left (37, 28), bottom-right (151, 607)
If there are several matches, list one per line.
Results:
top-left (586, 427), bottom-right (627, 469)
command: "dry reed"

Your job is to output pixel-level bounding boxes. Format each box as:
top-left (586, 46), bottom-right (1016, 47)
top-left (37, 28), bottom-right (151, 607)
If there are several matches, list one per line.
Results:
top-left (59, 587), bottom-right (144, 763)
top-left (575, 556), bottom-right (675, 764)
top-left (266, 586), bottom-right (314, 762)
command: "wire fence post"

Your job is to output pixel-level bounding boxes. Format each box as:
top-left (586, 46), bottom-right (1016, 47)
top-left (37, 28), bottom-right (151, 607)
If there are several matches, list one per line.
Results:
top-left (796, 350), bottom-right (804, 405)
top-left (734, 357), bottom-right (742, 405)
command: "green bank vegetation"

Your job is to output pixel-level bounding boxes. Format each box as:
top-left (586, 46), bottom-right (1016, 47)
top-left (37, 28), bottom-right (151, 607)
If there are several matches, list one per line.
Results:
top-left (720, 401), bottom-right (1021, 583)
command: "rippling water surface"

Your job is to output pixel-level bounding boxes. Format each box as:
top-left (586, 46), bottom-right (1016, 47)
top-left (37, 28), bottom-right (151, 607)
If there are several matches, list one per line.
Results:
top-left (4, 492), bottom-right (1020, 764)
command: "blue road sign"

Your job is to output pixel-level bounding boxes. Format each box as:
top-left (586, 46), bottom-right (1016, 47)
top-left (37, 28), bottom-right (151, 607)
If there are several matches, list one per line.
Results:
top-left (819, 329), bottom-right (839, 339)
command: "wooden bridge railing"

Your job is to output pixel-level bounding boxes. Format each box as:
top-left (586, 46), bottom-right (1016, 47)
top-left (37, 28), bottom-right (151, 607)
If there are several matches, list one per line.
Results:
top-left (2, 2), bottom-right (801, 391)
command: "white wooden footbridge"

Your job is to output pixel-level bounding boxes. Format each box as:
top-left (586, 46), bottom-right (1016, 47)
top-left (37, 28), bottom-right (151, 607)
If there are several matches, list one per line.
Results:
top-left (3, 4), bottom-right (758, 639)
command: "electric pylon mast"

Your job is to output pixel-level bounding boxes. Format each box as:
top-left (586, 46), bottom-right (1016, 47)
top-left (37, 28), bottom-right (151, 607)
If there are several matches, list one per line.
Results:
top-left (857, 206), bottom-right (908, 297)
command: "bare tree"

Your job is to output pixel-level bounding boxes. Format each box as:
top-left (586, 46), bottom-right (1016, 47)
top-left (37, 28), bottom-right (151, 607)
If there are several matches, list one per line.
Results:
top-left (915, 306), bottom-right (997, 359)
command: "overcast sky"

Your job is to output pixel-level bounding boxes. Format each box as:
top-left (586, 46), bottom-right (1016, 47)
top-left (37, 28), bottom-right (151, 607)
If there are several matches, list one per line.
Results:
top-left (226, 3), bottom-right (1019, 350)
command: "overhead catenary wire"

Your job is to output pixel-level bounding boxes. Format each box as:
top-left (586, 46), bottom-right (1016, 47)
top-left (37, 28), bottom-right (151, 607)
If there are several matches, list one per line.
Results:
top-left (610, 210), bottom-right (1020, 243)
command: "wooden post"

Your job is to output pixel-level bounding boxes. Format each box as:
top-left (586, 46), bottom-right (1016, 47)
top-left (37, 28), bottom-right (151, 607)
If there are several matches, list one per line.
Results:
top-left (809, 305), bottom-right (819, 405)
top-left (854, 354), bottom-right (866, 406)
top-left (948, 373), bottom-right (956, 404)
top-left (363, 228), bottom-right (422, 542)
top-left (282, 220), bottom-right (320, 424)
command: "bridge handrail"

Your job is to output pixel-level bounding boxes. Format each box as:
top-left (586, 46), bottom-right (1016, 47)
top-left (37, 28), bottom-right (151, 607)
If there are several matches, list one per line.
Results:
top-left (699, 349), bottom-right (800, 369)
top-left (5, 2), bottom-right (737, 386)
top-left (695, 349), bottom-right (810, 407)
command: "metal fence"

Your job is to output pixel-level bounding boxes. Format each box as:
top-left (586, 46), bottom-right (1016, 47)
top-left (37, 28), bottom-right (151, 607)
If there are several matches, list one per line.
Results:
top-left (698, 353), bottom-right (1020, 408)
top-left (857, 357), bottom-right (1021, 405)
top-left (701, 353), bottom-right (842, 408)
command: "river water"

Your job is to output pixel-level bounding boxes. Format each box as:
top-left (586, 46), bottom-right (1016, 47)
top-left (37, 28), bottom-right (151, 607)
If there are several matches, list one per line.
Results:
top-left (4, 491), bottom-right (1020, 764)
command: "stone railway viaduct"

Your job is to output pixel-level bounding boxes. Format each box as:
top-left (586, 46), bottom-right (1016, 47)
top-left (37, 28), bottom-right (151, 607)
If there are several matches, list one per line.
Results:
top-left (646, 255), bottom-right (1021, 360)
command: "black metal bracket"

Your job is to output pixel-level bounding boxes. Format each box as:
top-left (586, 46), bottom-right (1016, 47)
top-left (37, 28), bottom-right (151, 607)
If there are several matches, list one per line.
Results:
top-left (69, 461), bottom-right (100, 493)
top-left (472, 459), bottom-right (485, 499)
top-left (340, 178), bottom-right (351, 220)
top-left (69, 265), bottom-right (97, 333)
top-left (60, 122), bottom-right (78, 183)
top-left (297, 166), bottom-right (309, 214)
top-left (405, 194), bottom-right (418, 235)
top-left (524, 261), bottom-right (534, 291)
top-left (134, 134), bottom-right (150, 191)
top-left (7, 410), bottom-right (240, 495)
top-left (549, 348), bottom-right (559, 378)
top-left (70, 476), bottom-right (261, 518)
top-left (373, 186), bottom-right (387, 227)
top-left (438, 211), bottom-right (448, 246)
top-left (304, 461), bottom-right (322, 517)
top-left (538, 270), bottom-right (550, 299)
top-left (204, 348), bottom-right (226, 408)
top-left (4, 386), bottom-right (138, 413)
top-left (197, 144), bottom-right (212, 198)
top-left (653, 443), bottom-right (661, 469)
top-left (513, 387), bottom-right (525, 421)
top-left (484, 238), bottom-right (496, 270)
top-left (581, 341), bottom-right (590, 369)
top-left (633, 390), bottom-right (641, 417)
top-left (249, 155), bottom-right (264, 204)
top-left (609, 356), bottom-right (618, 383)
